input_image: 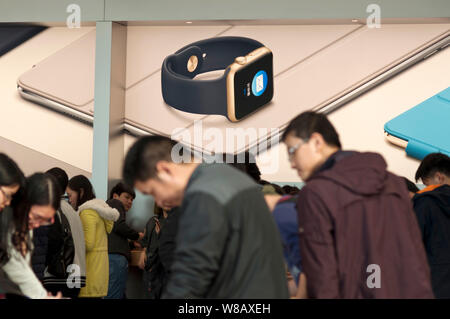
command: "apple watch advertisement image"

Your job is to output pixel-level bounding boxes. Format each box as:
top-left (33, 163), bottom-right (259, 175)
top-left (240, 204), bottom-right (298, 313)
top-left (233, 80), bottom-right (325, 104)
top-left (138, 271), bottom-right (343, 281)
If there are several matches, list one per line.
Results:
top-left (161, 36), bottom-right (274, 122)
top-left (2, 0), bottom-right (450, 306)
top-left (252, 70), bottom-right (269, 97)
top-left (233, 53), bottom-right (273, 121)
top-left (5, 22), bottom-right (450, 162)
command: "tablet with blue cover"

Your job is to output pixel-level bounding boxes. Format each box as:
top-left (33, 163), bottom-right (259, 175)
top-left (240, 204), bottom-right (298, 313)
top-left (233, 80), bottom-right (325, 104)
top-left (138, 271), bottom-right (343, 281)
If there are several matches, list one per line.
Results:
top-left (384, 87), bottom-right (450, 160)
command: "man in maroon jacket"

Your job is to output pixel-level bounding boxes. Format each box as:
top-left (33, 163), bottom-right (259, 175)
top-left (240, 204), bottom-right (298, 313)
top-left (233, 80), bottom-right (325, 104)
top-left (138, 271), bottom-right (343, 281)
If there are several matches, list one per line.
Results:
top-left (282, 111), bottom-right (433, 298)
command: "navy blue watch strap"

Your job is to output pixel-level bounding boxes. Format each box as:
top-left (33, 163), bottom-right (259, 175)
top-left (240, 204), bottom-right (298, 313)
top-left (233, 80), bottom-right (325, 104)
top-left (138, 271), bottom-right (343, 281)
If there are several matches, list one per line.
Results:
top-left (161, 37), bottom-right (264, 117)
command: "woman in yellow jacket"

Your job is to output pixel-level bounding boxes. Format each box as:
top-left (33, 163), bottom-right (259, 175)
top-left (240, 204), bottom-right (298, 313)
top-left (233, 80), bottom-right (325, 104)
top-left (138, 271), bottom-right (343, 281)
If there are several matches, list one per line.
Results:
top-left (66, 175), bottom-right (119, 298)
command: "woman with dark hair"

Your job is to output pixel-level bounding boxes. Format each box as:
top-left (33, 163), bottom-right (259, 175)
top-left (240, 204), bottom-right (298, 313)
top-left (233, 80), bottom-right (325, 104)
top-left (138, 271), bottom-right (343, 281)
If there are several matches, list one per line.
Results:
top-left (0, 154), bottom-right (23, 211)
top-left (0, 172), bottom-right (62, 299)
top-left (0, 153), bottom-right (25, 267)
top-left (67, 175), bottom-right (119, 298)
top-left (66, 175), bottom-right (95, 212)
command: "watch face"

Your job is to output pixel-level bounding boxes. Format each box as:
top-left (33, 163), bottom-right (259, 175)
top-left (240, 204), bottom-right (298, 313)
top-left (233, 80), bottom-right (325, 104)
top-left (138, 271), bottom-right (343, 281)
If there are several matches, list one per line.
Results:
top-left (234, 52), bottom-right (273, 120)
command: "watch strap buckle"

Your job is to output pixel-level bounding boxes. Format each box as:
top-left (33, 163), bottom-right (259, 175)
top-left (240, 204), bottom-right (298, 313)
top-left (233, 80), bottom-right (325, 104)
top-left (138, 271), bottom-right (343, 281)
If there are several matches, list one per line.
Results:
top-left (166, 46), bottom-right (203, 79)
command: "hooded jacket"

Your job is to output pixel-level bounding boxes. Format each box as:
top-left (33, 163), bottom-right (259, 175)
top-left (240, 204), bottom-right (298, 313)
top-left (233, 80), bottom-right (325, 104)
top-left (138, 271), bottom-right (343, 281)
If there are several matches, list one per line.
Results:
top-left (413, 184), bottom-right (450, 298)
top-left (77, 199), bottom-right (119, 298)
top-left (297, 151), bottom-right (433, 299)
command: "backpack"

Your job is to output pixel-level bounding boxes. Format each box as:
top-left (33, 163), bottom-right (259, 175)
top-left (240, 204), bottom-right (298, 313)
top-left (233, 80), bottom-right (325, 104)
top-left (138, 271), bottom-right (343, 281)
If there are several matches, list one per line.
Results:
top-left (46, 210), bottom-right (75, 279)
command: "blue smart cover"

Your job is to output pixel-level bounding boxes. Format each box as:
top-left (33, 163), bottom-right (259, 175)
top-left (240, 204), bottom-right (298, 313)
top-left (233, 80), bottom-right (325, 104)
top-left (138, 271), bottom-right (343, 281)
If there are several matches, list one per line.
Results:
top-left (384, 87), bottom-right (450, 160)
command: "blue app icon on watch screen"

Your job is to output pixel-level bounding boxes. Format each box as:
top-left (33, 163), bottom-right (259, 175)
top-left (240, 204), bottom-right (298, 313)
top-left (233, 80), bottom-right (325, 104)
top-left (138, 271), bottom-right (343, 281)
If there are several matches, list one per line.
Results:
top-left (251, 70), bottom-right (268, 96)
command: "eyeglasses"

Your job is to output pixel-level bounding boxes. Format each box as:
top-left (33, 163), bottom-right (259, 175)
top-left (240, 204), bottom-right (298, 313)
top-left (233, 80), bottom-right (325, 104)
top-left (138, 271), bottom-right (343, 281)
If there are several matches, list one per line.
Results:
top-left (29, 210), bottom-right (54, 226)
top-left (287, 139), bottom-right (308, 160)
top-left (0, 187), bottom-right (12, 203)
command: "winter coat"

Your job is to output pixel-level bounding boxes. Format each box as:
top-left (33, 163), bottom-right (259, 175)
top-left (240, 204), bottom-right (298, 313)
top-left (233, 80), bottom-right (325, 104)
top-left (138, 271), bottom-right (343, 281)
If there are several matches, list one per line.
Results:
top-left (77, 199), bottom-right (119, 298)
top-left (163, 163), bottom-right (289, 299)
top-left (157, 208), bottom-right (178, 288)
top-left (43, 200), bottom-right (87, 291)
top-left (141, 209), bottom-right (176, 299)
top-left (106, 199), bottom-right (139, 261)
top-left (413, 184), bottom-right (450, 298)
top-left (297, 151), bottom-right (433, 298)
top-left (140, 213), bottom-right (166, 299)
top-left (31, 225), bottom-right (50, 281)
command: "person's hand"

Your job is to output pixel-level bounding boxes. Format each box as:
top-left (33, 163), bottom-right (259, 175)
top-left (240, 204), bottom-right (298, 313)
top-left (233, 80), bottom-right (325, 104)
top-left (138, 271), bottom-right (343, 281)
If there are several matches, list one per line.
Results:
top-left (295, 273), bottom-right (308, 299)
top-left (138, 232), bottom-right (144, 240)
top-left (286, 271), bottom-right (297, 298)
top-left (45, 291), bottom-right (63, 299)
top-left (286, 270), bottom-right (294, 281)
top-left (138, 251), bottom-right (146, 270)
top-left (264, 194), bottom-right (282, 212)
top-left (133, 241), bottom-right (142, 249)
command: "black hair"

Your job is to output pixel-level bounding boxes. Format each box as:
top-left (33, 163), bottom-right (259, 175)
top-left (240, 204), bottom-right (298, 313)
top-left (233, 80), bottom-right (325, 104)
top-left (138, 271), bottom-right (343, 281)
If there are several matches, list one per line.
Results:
top-left (225, 152), bottom-right (262, 183)
top-left (403, 177), bottom-right (419, 193)
top-left (0, 153), bottom-right (25, 209)
top-left (24, 173), bottom-right (62, 210)
top-left (282, 185), bottom-right (301, 195)
top-left (67, 175), bottom-right (96, 210)
top-left (109, 181), bottom-right (136, 200)
top-left (0, 153), bottom-right (25, 189)
top-left (415, 153), bottom-right (450, 182)
top-left (123, 135), bottom-right (178, 186)
top-left (46, 167), bottom-right (69, 195)
top-left (281, 111), bottom-right (342, 148)
top-left (0, 154), bottom-right (25, 265)
top-left (12, 173), bottom-right (62, 257)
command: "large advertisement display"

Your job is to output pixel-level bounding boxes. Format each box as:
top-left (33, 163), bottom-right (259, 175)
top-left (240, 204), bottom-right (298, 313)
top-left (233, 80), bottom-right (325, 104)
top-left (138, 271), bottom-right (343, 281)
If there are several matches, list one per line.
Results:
top-left (1, 1), bottom-right (450, 303)
top-left (1, 22), bottom-right (449, 180)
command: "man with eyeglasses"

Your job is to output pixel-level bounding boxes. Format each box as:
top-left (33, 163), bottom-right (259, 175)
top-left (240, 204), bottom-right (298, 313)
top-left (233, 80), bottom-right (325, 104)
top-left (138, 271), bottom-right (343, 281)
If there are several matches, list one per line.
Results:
top-left (282, 111), bottom-right (433, 299)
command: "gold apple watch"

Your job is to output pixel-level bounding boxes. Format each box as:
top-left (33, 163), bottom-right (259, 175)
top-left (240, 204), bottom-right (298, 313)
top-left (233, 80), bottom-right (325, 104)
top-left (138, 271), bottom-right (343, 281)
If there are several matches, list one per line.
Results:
top-left (161, 36), bottom-right (273, 122)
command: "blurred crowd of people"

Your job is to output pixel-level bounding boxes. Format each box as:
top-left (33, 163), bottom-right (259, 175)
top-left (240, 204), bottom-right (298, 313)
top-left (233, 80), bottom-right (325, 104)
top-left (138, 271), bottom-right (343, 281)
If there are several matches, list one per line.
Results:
top-left (0, 111), bottom-right (449, 299)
